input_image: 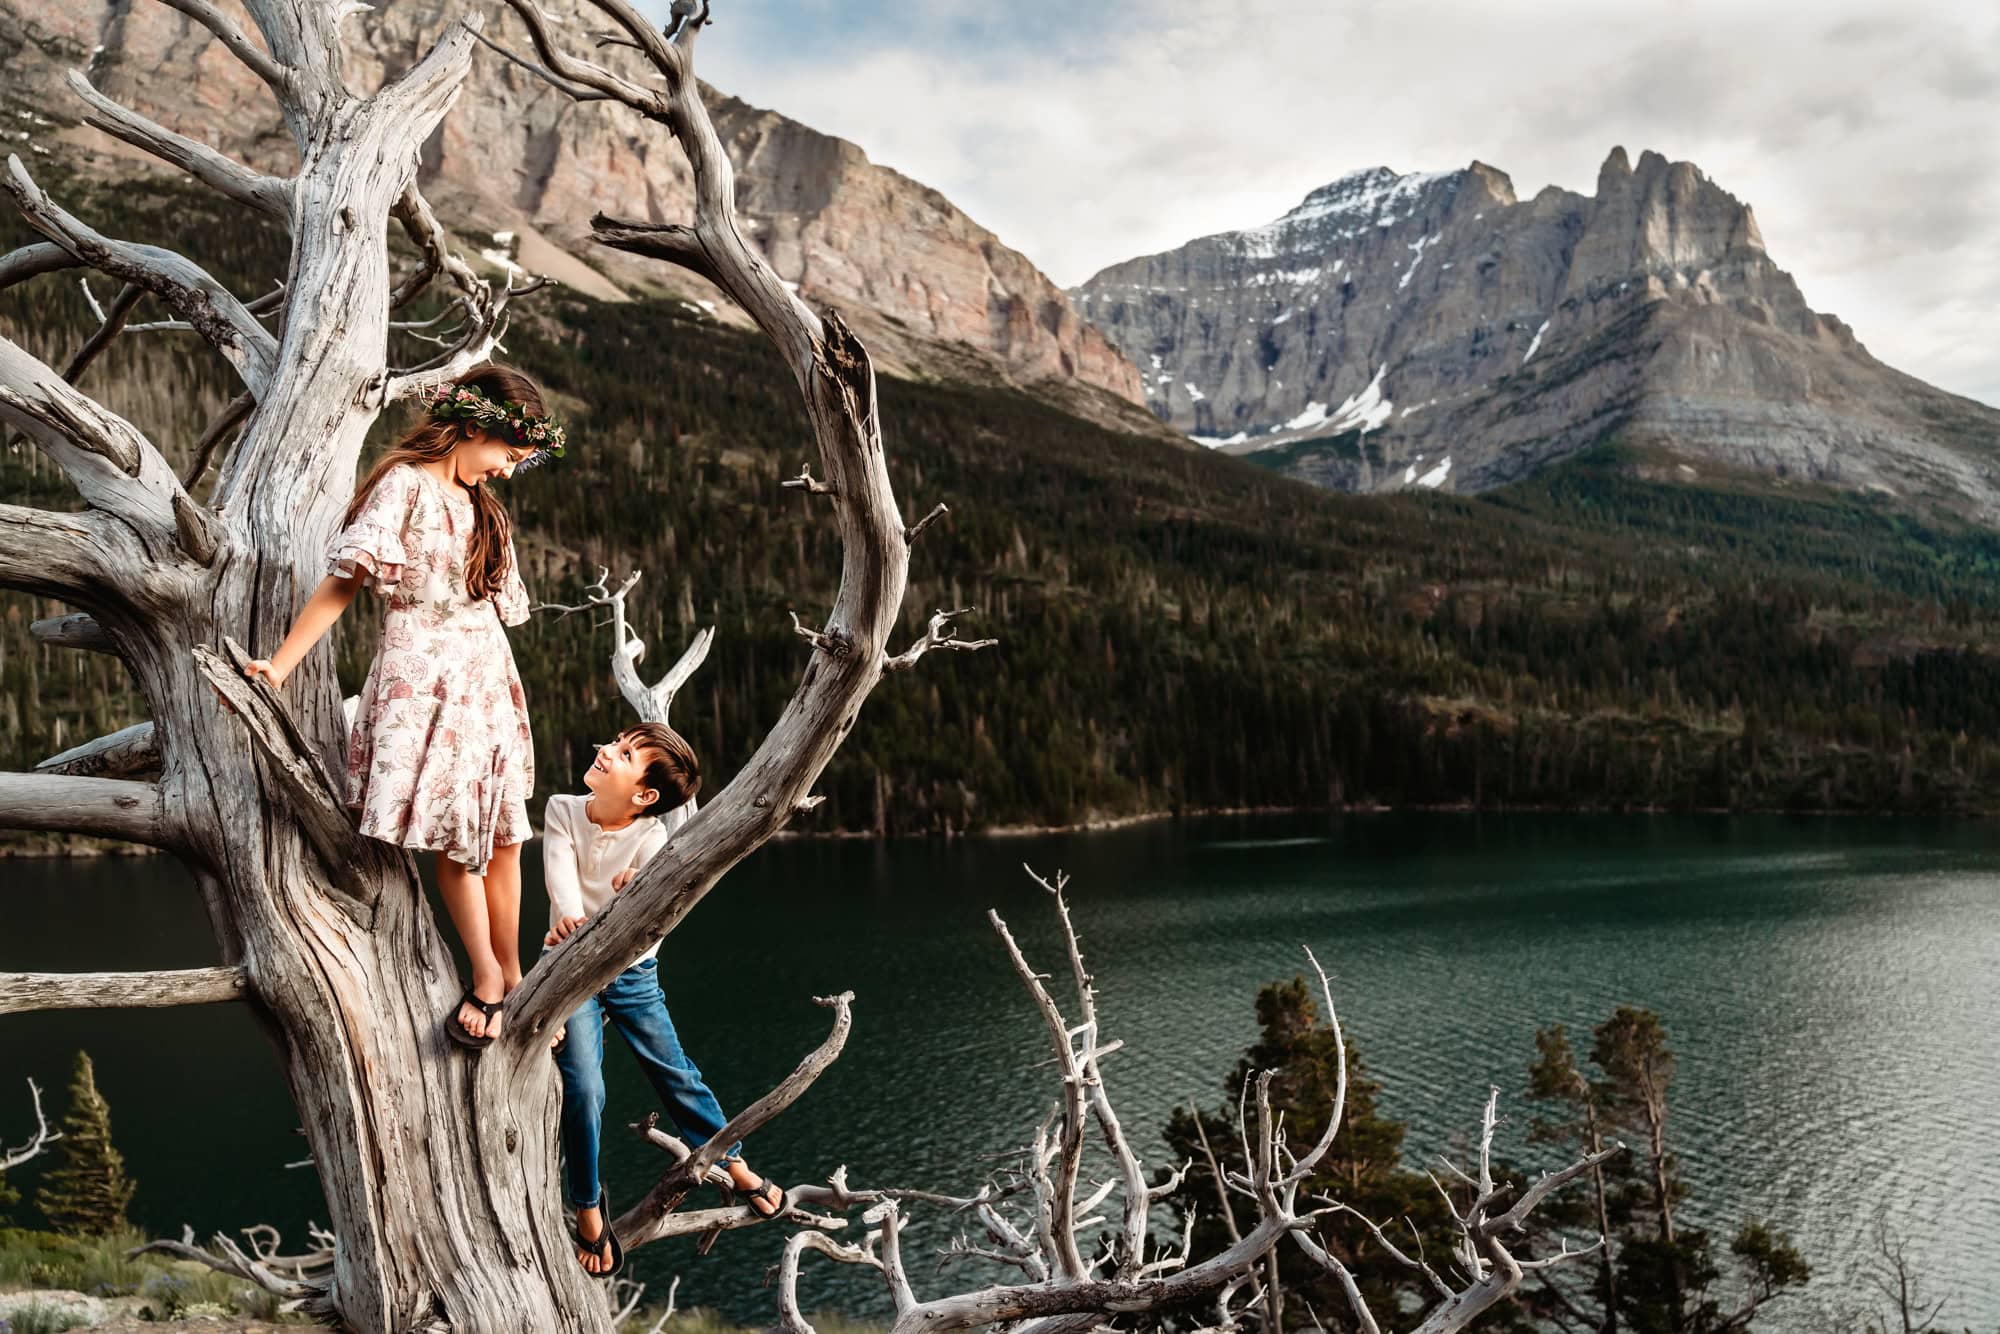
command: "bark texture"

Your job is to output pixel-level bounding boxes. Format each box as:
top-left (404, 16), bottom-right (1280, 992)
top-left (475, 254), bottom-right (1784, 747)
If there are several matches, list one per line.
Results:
top-left (0, 1), bottom-right (942, 1328)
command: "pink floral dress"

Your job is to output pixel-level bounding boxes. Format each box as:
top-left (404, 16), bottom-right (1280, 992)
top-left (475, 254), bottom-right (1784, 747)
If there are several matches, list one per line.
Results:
top-left (330, 463), bottom-right (534, 873)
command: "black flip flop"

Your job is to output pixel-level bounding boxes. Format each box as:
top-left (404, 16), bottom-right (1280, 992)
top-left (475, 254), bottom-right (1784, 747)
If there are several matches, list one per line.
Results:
top-left (573, 1186), bottom-right (624, 1279)
top-left (726, 1173), bottom-right (788, 1221)
top-left (444, 989), bottom-right (501, 1050)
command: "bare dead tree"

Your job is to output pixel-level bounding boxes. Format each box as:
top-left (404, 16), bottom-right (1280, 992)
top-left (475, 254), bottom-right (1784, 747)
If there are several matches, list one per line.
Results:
top-left (1862, 1212), bottom-right (1950, 1334)
top-left (132, 1222), bottom-right (336, 1320)
top-left (0, 1), bottom-right (988, 1328)
top-left (534, 564), bottom-right (714, 725)
top-left (720, 867), bottom-right (1623, 1334)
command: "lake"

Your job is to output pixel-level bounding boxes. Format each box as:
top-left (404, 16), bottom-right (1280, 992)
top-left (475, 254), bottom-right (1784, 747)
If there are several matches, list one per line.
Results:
top-left (4, 814), bottom-right (1997, 1330)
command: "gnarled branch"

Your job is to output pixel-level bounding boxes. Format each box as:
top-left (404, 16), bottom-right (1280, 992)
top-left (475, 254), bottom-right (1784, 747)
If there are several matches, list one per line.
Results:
top-left (0, 771), bottom-right (179, 852)
top-left (0, 241), bottom-right (80, 291)
top-left (883, 606), bottom-right (997, 673)
top-left (613, 990), bottom-right (854, 1247)
top-left (535, 566), bottom-right (714, 724)
top-left (761, 871), bottom-right (1619, 1334)
top-left (0, 966), bottom-right (248, 1015)
top-left (0, 504), bottom-right (117, 605)
top-left (30, 612), bottom-right (115, 655)
top-left (66, 70), bottom-right (290, 221)
top-left (590, 213), bottom-right (720, 285)
top-left (154, 0), bottom-right (289, 96)
top-left (494, 0), bottom-right (665, 110)
top-left (37, 721), bottom-right (161, 780)
top-left (0, 335), bottom-right (220, 568)
top-left (4, 158), bottom-right (277, 397)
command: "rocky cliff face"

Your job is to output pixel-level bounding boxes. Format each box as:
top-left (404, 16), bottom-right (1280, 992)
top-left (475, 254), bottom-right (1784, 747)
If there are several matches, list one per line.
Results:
top-left (1074, 149), bottom-right (2000, 517)
top-left (0, 0), bottom-right (1149, 421)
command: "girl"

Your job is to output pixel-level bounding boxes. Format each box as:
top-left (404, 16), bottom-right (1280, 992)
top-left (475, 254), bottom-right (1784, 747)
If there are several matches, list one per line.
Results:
top-left (245, 364), bottom-right (565, 1049)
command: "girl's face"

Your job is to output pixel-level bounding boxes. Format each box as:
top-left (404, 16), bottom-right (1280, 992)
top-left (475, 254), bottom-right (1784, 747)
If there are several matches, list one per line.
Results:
top-left (452, 428), bottom-right (532, 486)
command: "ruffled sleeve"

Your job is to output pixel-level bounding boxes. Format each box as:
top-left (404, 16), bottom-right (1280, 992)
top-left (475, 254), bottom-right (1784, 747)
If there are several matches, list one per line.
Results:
top-left (329, 464), bottom-right (418, 595)
top-left (495, 538), bottom-right (531, 627)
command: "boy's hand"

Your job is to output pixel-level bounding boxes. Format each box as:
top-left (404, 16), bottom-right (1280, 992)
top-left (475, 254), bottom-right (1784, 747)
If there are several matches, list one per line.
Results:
top-left (611, 868), bottom-right (636, 892)
top-left (544, 914), bottom-right (588, 947)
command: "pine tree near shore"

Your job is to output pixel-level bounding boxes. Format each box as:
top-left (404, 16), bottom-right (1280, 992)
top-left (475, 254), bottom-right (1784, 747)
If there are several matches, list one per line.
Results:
top-left (35, 1052), bottom-right (133, 1237)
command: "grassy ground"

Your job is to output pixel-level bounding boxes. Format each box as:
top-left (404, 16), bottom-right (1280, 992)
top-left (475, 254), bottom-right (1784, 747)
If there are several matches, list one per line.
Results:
top-left (0, 1226), bottom-right (295, 1326)
top-left (0, 1226), bottom-right (881, 1331)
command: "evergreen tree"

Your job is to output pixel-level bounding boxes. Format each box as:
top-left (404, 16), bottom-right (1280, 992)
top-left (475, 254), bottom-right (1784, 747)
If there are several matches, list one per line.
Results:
top-left (35, 1052), bottom-right (135, 1237)
top-left (1160, 977), bottom-right (1458, 1330)
top-left (1524, 1010), bottom-right (1811, 1333)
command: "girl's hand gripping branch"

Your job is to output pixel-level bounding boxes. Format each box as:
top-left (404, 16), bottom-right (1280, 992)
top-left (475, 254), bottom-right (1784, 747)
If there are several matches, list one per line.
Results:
top-left (244, 571), bottom-right (365, 689)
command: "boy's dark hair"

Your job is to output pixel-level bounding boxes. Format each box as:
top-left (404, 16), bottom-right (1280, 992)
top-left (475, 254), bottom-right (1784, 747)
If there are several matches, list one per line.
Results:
top-left (622, 723), bottom-right (700, 817)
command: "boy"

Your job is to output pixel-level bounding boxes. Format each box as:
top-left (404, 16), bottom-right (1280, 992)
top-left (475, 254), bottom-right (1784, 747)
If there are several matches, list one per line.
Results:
top-left (542, 722), bottom-right (786, 1278)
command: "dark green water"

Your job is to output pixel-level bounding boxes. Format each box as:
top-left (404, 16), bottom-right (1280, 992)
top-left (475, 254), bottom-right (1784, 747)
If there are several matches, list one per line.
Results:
top-left (4, 815), bottom-right (1997, 1329)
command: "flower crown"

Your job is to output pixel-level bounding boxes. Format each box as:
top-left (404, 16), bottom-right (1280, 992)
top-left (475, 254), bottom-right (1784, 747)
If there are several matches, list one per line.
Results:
top-left (427, 382), bottom-right (567, 468)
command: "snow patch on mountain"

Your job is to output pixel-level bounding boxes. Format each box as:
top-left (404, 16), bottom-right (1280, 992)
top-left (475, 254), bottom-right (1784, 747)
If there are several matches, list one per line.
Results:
top-left (1232, 168), bottom-right (1458, 260)
top-left (1523, 319), bottom-right (1550, 363)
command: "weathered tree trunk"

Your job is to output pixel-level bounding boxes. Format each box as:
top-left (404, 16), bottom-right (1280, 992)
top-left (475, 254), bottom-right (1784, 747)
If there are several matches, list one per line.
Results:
top-left (0, 2), bottom-right (816, 1327)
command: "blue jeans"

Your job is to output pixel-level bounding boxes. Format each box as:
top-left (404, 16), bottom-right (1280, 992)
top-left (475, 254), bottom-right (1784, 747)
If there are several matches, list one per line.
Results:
top-left (552, 958), bottom-right (740, 1209)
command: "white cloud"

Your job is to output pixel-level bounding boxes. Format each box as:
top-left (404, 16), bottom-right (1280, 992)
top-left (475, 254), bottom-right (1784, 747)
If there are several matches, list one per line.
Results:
top-left (689, 0), bottom-right (2000, 405)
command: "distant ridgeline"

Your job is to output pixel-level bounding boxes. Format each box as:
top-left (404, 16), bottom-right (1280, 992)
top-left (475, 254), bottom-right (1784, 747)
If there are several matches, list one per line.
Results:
top-left (9, 171), bottom-right (2000, 839)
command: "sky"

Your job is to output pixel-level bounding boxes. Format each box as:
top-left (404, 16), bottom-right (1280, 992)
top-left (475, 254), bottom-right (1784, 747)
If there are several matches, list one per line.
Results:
top-left (644, 0), bottom-right (2000, 407)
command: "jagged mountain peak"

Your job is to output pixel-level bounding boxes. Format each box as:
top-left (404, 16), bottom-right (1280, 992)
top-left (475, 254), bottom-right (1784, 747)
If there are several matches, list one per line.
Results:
top-left (0, 0), bottom-right (1156, 429)
top-left (1073, 146), bottom-right (1999, 517)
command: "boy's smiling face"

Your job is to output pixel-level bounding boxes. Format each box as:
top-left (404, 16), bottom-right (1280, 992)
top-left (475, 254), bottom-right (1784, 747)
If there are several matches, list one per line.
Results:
top-left (582, 732), bottom-right (660, 814)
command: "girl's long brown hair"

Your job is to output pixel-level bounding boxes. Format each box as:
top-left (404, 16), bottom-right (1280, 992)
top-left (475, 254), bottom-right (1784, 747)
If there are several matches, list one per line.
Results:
top-left (345, 363), bottom-right (545, 601)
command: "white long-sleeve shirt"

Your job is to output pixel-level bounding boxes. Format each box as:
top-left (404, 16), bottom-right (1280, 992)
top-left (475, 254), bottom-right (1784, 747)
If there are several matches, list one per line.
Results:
top-left (541, 792), bottom-right (695, 967)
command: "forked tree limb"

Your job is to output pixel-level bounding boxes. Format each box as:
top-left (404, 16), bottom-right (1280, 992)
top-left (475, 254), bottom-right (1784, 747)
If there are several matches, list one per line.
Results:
top-left (883, 607), bottom-right (997, 673)
top-left (535, 566), bottom-right (715, 724)
top-left (57, 282), bottom-right (144, 386)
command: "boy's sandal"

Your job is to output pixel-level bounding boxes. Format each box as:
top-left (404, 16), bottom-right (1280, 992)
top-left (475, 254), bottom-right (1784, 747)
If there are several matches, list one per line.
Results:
top-left (572, 1186), bottom-right (624, 1279)
top-left (444, 989), bottom-right (501, 1050)
top-left (729, 1174), bottom-right (788, 1220)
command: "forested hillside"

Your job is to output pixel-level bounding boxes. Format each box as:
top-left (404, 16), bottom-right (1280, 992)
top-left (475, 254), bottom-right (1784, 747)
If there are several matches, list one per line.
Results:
top-left (8, 171), bottom-right (2000, 839)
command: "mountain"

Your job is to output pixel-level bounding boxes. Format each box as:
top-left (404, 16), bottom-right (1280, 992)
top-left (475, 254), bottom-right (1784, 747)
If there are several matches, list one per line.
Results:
top-left (12, 166), bottom-right (2000, 837)
top-left (1072, 149), bottom-right (2000, 518)
top-left (0, 0), bottom-right (1157, 432)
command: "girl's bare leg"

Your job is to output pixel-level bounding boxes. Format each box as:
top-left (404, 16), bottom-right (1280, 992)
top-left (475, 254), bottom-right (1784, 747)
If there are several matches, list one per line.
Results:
top-left (485, 841), bottom-right (524, 999)
top-left (437, 852), bottom-right (504, 1038)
